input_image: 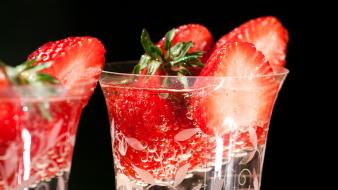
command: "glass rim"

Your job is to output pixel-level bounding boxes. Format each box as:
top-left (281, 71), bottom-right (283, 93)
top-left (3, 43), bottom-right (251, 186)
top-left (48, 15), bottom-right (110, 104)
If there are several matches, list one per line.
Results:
top-left (102, 61), bottom-right (289, 79)
top-left (0, 83), bottom-right (88, 100)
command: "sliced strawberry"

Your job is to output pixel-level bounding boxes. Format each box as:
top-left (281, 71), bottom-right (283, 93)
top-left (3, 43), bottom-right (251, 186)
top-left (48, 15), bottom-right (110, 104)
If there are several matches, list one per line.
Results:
top-left (158, 24), bottom-right (213, 74)
top-left (27, 37), bottom-right (105, 103)
top-left (193, 42), bottom-right (280, 135)
top-left (213, 16), bottom-right (288, 67)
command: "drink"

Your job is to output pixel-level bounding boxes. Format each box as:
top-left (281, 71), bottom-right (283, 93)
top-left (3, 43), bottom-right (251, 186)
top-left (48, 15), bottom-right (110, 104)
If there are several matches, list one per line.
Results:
top-left (100, 63), bottom-right (288, 190)
top-left (0, 85), bottom-right (85, 190)
top-left (0, 36), bottom-right (105, 190)
top-left (102, 16), bottom-right (289, 189)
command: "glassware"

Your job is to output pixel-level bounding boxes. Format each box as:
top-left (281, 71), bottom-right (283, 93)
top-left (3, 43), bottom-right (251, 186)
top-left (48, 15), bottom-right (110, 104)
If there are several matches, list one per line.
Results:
top-left (100, 61), bottom-right (288, 190)
top-left (0, 84), bottom-right (90, 190)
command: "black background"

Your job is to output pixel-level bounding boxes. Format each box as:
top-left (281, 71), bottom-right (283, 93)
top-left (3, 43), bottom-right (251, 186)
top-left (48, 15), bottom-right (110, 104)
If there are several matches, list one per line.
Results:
top-left (0, 0), bottom-right (331, 189)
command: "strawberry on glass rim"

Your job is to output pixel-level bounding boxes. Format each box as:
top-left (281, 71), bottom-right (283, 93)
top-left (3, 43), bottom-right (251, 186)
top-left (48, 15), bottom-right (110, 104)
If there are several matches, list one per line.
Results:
top-left (28, 37), bottom-right (105, 104)
top-left (192, 42), bottom-right (282, 148)
top-left (0, 36), bottom-right (105, 190)
top-left (213, 16), bottom-right (289, 67)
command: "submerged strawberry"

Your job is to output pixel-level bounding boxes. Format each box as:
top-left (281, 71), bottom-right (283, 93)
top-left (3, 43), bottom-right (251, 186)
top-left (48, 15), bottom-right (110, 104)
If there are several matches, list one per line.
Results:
top-left (192, 42), bottom-right (280, 147)
top-left (0, 102), bottom-right (19, 155)
top-left (102, 84), bottom-right (209, 180)
top-left (213, 16), bottom-right (289, 67)
top-left (28, 37), bottom-right (105, 103)
top-left (0, 60), bottom-right (59, 188)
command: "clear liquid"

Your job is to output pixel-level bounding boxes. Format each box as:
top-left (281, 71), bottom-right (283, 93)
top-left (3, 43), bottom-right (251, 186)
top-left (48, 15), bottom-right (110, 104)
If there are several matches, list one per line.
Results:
top-left (0, 99), bottom-right (83, 190)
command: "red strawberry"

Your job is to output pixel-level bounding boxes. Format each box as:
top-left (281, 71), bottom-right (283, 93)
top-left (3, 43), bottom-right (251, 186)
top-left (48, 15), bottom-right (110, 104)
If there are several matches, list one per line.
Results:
top-left (0, 70), bottom-right (18, 149)
top-left (133, 26), bottom-right (210, 79)
top-left (193, 42), bottom-right (280, 136)
top-left (101, 84), bottom-right (205, 180)
top-left (213, 16), bottom-right (288, 67)
top-left (0, 102), bottom-right (19, 155)
top-left (27, 37), bottom-right (105, 103)
top-left (158, 24), bottom-right (213, 73)
top-left (132, 27), bottom-right (208, 87)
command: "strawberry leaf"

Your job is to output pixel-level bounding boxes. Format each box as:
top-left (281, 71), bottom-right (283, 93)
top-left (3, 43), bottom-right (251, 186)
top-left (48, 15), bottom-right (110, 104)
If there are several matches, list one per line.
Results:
top-left (176, 41), bottom-right (193, 60)
top-left (164, 28), bottom-right (176, 60)
top-left (170, 43), bottom-right (184, 57)
top-left (170, 54), bottom-right (202, 66)
top-left (187, 51), bottom-right (204, 57)
top-left (188, 59), bottom-right (204, 68)
top-left (164, 28), bottom-right (175, 51)
top-left (38, 102), bottom-right (53, 121)
top-left (34, 73), bottom-right (59, 83)
top-left (1, 64), bottom-right (17, 84)
top-left (0, 60), bottom-right (59, 121)
top-left (24, 61), bottom-right (52, 73)
top-left (172, 66), bottom-right (192, 76)
top-left (14, 59), bottom-right (35, 73)
top-left (141, 28), bottom-right (163, 60)
top-left (177, 73), bottom-right (188, 88)
top-left (18, 62), bottom-right (55, 84)
top-left (146, 60), bottom-right (161, 75)
top-left (133, 55), bottom-right (151, 74)
top-left (134, 27), bottom-right (205, 84)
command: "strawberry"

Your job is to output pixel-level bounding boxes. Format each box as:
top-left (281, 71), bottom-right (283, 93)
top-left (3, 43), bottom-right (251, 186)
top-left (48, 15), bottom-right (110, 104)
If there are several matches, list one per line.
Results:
top-left (158, 24), bottom-right (213, 65)
top-left (27, 37), bottom-right (105, 103)
top-left (0, 101), bottom-right (19, 155)
top-left (193, 42), bottom-right (280, 137)
top-left (101, 84), bottom-right (206, 181)
top-left (0, 86), bottom-right (20, 189)
top-left (133, 28), bottom-right (206, 78)
top-left (213, 16), bottom-right (288, 67)
top-left (0, 69), bottom-right (17, 163)
top-left (1, 37), bottom-right (105, 188)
